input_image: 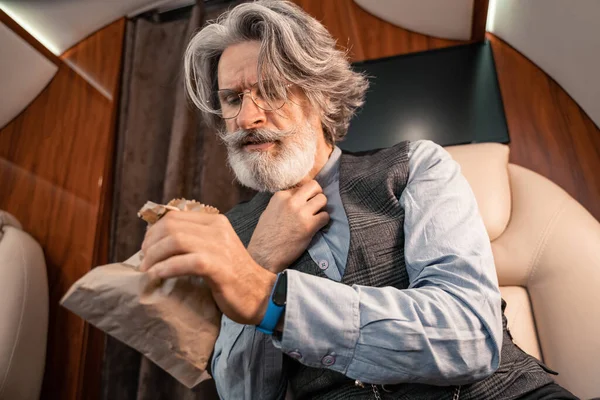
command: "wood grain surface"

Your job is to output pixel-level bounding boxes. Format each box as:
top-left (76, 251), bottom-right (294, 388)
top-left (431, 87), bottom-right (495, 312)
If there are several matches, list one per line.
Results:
top-left (0, 9), bottom-right (61, 66)
top-left (1, 2), bottom-right (598, 399)
top-left (293, 0), bottom-right (600, 222)
top-left (61, 20), bottom-right (125, 100)
top-left (292, 0), bottom-right (465, 62)
top-left (0, 19), bottom-right (125, 400)
top-left (488, 34), bottom-right (600, 221)
top-left (74, 19), bottom-right (126, 400)
top-left (471, 0), bottom-right (490, 41)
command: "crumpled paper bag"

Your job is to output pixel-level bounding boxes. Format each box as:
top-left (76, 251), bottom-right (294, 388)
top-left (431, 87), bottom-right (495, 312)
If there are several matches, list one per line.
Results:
top-left (60, 199), bottom-right (222, 388)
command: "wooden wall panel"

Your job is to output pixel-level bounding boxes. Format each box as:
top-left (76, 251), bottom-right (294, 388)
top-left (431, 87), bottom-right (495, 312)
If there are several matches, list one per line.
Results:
top-left (471, 0), bottom-right (490, 41)
top-left (488, 34), bottom-right (600, 221)
top-left (61, 20), bottom-right (125, 100)
top-left (292, 0), bottom-right (464, 62)
top-left (0, 9), bottom-right (61, 66)
top-left (2, 2), bottom-right (598, 399)
top-left (294, 0), bottom-right (600, 223)
top-left (0, 19), bottom-right (125, 400)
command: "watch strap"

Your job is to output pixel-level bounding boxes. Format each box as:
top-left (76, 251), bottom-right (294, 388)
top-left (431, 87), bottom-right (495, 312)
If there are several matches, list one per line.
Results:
top-left (256, 272), bottom-right (286, 335)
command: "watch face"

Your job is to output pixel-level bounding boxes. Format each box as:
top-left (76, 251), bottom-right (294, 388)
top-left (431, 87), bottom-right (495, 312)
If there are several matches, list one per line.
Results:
top-left (272, 271), bottom-right (287, 306)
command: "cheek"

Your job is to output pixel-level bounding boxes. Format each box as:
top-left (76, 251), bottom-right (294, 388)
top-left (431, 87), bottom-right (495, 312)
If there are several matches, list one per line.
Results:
top-left (225, 120), bottom-right (237, 132)
top-left (272, 104), bottom-right (307, 129)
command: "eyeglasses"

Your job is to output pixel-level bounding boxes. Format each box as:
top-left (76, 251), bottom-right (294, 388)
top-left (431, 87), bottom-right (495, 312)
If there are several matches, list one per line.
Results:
top-left (212, 81), bottom-right (293, 119)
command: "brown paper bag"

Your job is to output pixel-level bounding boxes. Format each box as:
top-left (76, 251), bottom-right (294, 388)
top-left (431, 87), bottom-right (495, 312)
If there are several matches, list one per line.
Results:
top-left (60, 200), bottom-right (222, 388)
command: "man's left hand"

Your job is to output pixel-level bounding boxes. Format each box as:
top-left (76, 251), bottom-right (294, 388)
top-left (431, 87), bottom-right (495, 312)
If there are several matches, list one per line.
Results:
top-left (139, 211), bottom-right (276, 325)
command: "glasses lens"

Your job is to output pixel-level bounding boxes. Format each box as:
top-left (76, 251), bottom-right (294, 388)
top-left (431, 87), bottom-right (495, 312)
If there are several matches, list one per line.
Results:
top-left (252, 81), bottom-right (286, 111)
top-left (214, 81), bottom-right (289, 119)
top-left (215, 90), bottom-right (241, 119)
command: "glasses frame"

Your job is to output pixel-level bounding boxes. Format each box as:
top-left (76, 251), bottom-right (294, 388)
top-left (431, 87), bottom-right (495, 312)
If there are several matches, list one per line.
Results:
top-left (213, 81), bottom-right (294, 120)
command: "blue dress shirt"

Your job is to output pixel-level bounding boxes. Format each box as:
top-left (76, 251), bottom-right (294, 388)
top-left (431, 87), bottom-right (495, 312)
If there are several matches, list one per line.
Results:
top-left (212, 140), bottom-right (503, 399)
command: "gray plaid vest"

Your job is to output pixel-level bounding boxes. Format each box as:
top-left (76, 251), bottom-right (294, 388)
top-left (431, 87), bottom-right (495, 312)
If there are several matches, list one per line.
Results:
top-left (226, 141), bottom-right (555, 400)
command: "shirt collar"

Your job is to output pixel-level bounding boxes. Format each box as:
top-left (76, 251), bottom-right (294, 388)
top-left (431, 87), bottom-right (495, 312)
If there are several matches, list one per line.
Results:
top-left (314, 146), bottom-right (341, 188)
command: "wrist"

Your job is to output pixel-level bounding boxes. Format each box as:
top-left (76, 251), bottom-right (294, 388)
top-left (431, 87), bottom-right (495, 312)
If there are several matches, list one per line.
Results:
top-left (256, 271), bottom-right (287, 334)
top-left (248, 242), bottom-right (272, 270)
top-left (254, 270), bottom-right (277, 325)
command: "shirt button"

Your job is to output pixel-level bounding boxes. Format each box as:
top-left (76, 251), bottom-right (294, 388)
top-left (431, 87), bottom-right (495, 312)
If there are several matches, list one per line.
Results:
top-left (288, 350), bottom-right (302, 360)
top-left (321, 353), bottom-right (336, 366)
top-left (318, 260), bottom-right (329, 270)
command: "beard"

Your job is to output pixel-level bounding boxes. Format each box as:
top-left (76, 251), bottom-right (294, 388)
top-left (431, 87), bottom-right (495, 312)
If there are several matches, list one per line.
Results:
top-left (218, 121), bottom-right (318, 192)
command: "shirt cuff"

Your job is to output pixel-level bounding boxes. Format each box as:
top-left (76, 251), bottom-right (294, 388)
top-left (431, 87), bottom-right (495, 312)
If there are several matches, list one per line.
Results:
top-left (272, 269), bottom-right (360, 374)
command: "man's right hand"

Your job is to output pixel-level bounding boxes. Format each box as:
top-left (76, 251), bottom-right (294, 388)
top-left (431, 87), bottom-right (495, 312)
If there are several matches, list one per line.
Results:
top-left (248, 180), bottom-right (330, 273)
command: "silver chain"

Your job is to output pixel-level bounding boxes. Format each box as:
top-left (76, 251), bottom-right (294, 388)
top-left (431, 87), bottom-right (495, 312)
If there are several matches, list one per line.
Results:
top-left (354, 380), bottom-right (460, 400)
top-left (355, 380), bottom-right (382, 400)
top-left (453, 385), bottom-right (461, 400)
top-left (371, 384), bottom-right (382, 400)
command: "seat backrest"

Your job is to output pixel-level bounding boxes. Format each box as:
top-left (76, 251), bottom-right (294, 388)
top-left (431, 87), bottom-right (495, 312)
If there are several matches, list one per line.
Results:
top-left (446, 143), bottom-right (600, 399)
top-left (0, 211), bottom-right (49, 400)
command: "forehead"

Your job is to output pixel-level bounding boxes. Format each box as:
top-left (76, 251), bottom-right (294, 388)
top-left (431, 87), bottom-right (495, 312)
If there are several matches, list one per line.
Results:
top-left (217, 41), bottom-right (261, 90)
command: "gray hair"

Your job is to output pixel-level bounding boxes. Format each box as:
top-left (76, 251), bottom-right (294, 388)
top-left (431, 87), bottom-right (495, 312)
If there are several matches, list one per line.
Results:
top-left (183, 0), bottom-right (369, 144)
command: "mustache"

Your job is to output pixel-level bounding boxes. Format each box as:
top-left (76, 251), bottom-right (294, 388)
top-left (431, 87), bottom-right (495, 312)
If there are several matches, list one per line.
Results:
top-left (218, 126), bottom-right (296, 149)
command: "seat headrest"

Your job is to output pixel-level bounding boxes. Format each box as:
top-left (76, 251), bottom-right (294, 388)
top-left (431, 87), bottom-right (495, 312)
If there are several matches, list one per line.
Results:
top-left (0, 211), bottom-right (22, 241)
top-left (445, 143), bottom-right (511, 241)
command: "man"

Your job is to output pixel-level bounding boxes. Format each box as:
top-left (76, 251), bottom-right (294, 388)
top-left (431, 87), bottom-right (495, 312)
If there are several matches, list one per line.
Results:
top-left (139, 1), bottom-right (578, 399)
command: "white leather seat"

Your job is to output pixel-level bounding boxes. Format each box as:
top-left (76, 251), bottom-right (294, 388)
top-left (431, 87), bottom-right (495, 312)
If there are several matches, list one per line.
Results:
top-left (447, 143), bottom-right (600, 400)
top-left (0, 211), bottom-right (48, 400)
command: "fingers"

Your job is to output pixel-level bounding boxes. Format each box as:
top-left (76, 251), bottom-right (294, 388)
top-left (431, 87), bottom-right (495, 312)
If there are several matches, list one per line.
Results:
top-left (142, 212), bottom-right (220, 251)
top-left (314, 211), bottom-right (330, 231)
top-left (306, 193), bottom-right (327, 215)
top-left (162, 209), bottom-right (217, 224)
top-left (142, 220), bottom-right (199, 256)
top-left (292, 180), bottom-right (323, 201)
top-left (139, 233), bottom-right (197, 272)
top-left (146, 253), bottom-right (204, 280)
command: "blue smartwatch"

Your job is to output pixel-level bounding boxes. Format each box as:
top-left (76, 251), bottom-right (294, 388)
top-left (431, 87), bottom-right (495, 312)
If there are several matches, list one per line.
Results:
top-left (256, 271), bottom-right (287, 335)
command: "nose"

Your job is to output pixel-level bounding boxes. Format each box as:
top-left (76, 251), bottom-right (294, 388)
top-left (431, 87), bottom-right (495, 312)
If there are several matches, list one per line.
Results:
top-left (236, 95), bottom-right (266, 130)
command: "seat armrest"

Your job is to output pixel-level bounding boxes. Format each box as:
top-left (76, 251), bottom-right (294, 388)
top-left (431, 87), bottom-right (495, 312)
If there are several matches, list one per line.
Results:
top-left (0, 211), bottom-right (48, 400)
top-left (492, 165), bottom-right (600, 399)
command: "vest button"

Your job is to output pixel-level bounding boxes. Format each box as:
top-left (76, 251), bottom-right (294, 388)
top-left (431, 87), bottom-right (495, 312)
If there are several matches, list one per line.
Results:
top-left (321, 354), bottom-right (336, 366)
top-left (318, 260), bottom-right (329, 270)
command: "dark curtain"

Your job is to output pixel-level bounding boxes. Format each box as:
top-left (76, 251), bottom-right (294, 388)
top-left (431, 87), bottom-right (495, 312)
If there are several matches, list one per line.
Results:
top-left (101, 2), bottom-right (252, 399)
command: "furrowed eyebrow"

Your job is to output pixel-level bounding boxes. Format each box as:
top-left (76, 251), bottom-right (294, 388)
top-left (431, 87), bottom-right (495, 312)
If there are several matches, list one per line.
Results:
top-left (218, 81), bottom-right (262, 92)
top-left (218, 85), bottom-right (241, 92)
top-left (218, 81), bottom-right (251, 92)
